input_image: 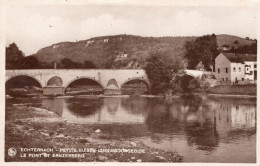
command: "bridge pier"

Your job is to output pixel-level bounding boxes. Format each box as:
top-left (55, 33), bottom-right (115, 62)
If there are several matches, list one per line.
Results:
top-left (104, 89), bottom-right (122, 95)
top-left (43, 87), bottom-right (65, 95)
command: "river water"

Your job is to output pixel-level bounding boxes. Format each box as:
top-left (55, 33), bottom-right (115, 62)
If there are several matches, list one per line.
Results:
top-left (7, 95), bottom-right (256, 163)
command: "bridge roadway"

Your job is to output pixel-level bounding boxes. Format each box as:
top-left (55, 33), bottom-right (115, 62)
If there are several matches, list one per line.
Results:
top-left (6, 69), bottom-right (150, 95)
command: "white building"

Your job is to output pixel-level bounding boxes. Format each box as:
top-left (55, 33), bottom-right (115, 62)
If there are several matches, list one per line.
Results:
top-left (244, 61), bottom-right (257, 81)
top-left (215, 53), bottom-right (257, 84)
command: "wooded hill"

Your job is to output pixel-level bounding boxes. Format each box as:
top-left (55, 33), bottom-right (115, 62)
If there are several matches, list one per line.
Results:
top-left (33, 34), bottom-right (256, 69)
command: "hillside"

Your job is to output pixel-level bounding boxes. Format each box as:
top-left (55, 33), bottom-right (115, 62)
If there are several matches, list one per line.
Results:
top-left (216, 34), bottom-right (255, 49)
top-left (33, 34), bottom-right (256, 69)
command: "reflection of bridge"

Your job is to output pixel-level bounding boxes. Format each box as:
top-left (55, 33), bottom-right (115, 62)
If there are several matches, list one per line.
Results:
top-left (6, 69), bottom-right (150, 95)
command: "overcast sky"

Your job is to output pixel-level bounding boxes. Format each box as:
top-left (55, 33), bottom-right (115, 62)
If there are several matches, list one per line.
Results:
top-left (5, 5), bottom-right (258, 55)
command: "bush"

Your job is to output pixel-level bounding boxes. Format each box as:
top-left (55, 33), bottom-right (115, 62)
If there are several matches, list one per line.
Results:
top-left (234, 40), bottom-right (239, 44)
top-left (144, 52), bottom-right (175, 95)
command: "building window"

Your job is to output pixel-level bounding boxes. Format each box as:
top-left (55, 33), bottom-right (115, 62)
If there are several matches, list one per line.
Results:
top-left (233, 67), bottom-right (236, 72)
top-left (239, 67), bottom-right (241, 72)
top-left (254, 64), bottom-right (257, 68)
top-left (218, 68), bottom-right (220, 73)
top-left (242, 78), bottom-right (244, 81)
top-left (226, 68), bottom-right (228, 73)
top-left (222, 78), bottom-right (224, 81)
top-left (245, 66), bottom-right (250, 73)
top-left (226, 78), bottom-right (228, 81)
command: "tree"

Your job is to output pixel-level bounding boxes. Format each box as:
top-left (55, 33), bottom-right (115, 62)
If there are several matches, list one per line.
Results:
top-left (222, 44), bottom-right (229, 48)
top-left (184, 41), bottom-right (200, 69)
top-left (144, 52), bottom-right (176, 95)
top-left (227, 41), bottom-right (257, 54)
top-left (59, 58), bottom-right (96, 69)
top-left (60, 58), bottom-right (81, 69)
top-left (6, 43), bottom-right (25, 69)
top-left (21, 56), bottom-right (41, 69)
top-left (184, 34), bottom-right (219, 70)
top-left (60, 58), bottom-right (75, 69)
top-left (234, 40), bottom-right (239, 44)
top-left (83, 61), bottom-right (96, 69)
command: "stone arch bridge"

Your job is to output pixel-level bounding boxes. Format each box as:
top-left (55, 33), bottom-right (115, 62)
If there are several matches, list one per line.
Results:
top-left (6, 69), bottom-right (150, 95)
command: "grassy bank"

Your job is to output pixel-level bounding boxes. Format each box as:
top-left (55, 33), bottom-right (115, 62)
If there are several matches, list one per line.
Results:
top-left (5, 101), bottom-right (183, 162)
top-left (207, 84), bottom-right (256, 95)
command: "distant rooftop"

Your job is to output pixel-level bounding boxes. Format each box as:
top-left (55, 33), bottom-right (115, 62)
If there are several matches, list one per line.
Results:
top-left (222, 53), bottom-right (257, 63)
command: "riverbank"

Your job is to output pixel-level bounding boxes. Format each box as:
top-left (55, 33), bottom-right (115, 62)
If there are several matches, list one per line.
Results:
top-left (207, 93), bottom-right (256, 99)
top-left (5, 102), bottom-right (183, 162)
top-left (207, 84), bottom-right (256, 95)
top-left (139, 84), bottom-right (257, 99)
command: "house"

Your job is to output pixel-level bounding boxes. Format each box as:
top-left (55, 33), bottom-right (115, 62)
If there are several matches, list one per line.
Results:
top-left (214, 53), bottom-right (257, 84)
top-left (85, 40), bottom-right (95, 47)
top-left (222, 46), bottom-right (230, 51)
top-left (195, 61), bottom-right (205, 71)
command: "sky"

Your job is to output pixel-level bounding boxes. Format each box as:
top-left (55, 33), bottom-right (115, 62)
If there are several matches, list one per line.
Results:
top-left (5, 4), bottom-right (258, 56)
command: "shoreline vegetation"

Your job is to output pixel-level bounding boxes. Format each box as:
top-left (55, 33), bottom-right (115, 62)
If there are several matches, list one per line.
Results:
top-left (6, 92), bottom-right (256, 99)
top-left (6, 84), bottom-right (257, 99)
top-left (207, 84), bottom-right (256, 95)
top-left (205, 84), bottom-right (257, 99)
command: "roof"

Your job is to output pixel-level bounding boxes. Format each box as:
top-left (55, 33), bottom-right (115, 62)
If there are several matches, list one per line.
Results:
top-left (222, 53), bottom-right (257, 63)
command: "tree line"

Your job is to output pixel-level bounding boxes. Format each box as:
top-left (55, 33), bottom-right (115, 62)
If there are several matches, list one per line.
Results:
top-left (6, 43), bottom-right (96, 69)
top-left (225, 42), bottom-right (257, 54)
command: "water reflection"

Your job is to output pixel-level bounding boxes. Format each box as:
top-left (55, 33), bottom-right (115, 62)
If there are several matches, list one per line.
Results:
top-left (42, 98), bottom-right (63, 116)
top-left (50, 97), bottom-right (147, 124)
top-left (121, 96), bottom-right (149, 114)
top-left (66, 98), bottom-right (103, 117)
top-left (37, 95), bottom-right (256, 162)
top-left (104, 98), bottom-right (120, 115)
top-left (40, 96), bottom-right (256, 136)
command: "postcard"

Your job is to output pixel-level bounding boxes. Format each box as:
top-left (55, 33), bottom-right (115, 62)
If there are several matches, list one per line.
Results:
top-left (1, 0), bottom-right (259, 165)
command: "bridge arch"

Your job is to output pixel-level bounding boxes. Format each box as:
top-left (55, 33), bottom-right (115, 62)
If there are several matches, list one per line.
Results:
top-left (120, 77), bottom-right (151, 90)
top-left (184, 73), bottom-right (197, 78)
top-left (47, 76), bottom-right (63, 86)
top-left (172, 74), bottom-right (200, 93)
top-left (106, 79), bottom-right (119, 89)
top-left (172, 74), bottom-right (198, 83)
top-left (6, 74), bottom-right (43, 89)
top-left (64, 76), bottom-right (105, 92)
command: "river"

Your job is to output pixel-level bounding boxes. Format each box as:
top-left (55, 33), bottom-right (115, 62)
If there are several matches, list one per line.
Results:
top-left (6, 95), bottom-right (256, 163)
